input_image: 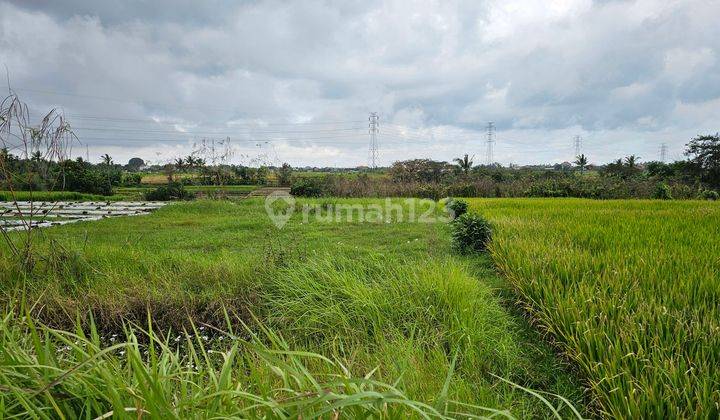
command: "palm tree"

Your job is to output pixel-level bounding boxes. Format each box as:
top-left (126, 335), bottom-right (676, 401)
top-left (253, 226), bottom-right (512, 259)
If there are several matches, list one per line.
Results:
top-left (574, 154), bottom-right (588, 172)
top-left (101, 154), bottom-right (113, 166)
top-left (454, 154), bottom-right (474, 174)
top-left (624, 155), bottom-right (640, 168)
top-left (174, 157), bottom-right (186, 172)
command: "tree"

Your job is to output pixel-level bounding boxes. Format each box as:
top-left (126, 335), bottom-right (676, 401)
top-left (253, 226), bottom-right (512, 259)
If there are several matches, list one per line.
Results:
top-left (174, 157), bottom-right (186, 172)
top-left (645, 161), bottom-right (672, 178)
top-left (278, 162), bottom-right (293, 186)
top-left (127, 157), bottom-right (145, 171)
top-left (686, 134), bottom-right (720, 189)
top-left (163, 163), bottom-right (176, 183)
top-left (624, 155), bottom-right (640, 168)
top-left (389, 159), bottom-right (453, 183)
top-left (101, 154), bottom-right (113, 166)
top-left (453, 154), bottom-right (474, 175)
top-left (184, 155), bottom-right (205, 171)
top-left (574, 154), bottom-right (588, 172)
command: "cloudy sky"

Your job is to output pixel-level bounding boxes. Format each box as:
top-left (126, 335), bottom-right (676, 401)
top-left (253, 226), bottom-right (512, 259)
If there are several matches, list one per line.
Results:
top-left (1, 0), bottom-right (718, 167)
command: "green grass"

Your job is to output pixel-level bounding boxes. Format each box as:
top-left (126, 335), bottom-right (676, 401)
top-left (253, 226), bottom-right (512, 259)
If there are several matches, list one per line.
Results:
top-left (0, 305), bottom-right (582, 419)
top-left (0, 198), bottom-right (583, 418)
top-left (6, 197), bottom-right (717, 417)
top-left (469, 198), bottom-right (720, 418)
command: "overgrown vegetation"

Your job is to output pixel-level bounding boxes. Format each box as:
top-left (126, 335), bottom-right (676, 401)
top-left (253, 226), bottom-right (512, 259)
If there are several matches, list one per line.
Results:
top-left (0, 302), bottom-right (584, 419)
top-left (143, 182), bottom-right (195, 201)
top-left (0, 199), bottom-right (584, 418)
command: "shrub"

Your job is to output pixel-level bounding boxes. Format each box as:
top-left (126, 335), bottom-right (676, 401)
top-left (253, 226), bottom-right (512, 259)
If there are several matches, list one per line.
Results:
top-left (445, 198), bottom-right (468, 219)
top-left (450, 213), bottom-right (492, 254)
top-left (653, 183), bottom-right (673, 200)
top-left (698, 189), bottom-right (719, 200)
top-left (416, 184), bottom-right (444, 200)
top-left (144, 182), bottom-right (195, 201)
top-left (120, 173), bottom-right (143, 187)
top-left (290, 178), bottom-right (325, 197)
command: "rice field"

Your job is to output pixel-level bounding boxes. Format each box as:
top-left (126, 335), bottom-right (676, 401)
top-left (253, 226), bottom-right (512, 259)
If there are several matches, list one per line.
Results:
top-left (1, 197), bottom-right (717, 418)
top-left (0, 201), bottom-right (166, 230)
top-left (471, 198), bottom-right (720, 418)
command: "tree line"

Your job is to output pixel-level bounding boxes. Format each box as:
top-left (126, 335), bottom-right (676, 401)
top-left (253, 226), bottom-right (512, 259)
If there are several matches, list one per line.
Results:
top-left (290, 134), bottom-right (720, 200)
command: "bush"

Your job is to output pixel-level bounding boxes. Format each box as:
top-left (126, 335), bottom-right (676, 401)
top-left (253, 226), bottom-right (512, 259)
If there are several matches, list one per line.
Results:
top-left (450, 213), bottom-right (492, 254)
top-left (652, 183), bottom-right (673, 200)
top-left (290, 178), bottom-right (325, 197)
top-left (445, 198), bottom-right (468, 219)
top-left (120, 173), bottom-right (143, 187)
top-left (144, 182), bottom-right (195, 201)
top-left (698, 189), bottom-right (719, 200)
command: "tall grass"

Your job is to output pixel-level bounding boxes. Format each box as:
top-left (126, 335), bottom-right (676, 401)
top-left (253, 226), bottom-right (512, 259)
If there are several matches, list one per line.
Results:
top-left (0, 305), bottom-right (581, 419)
top-left (263, 256), bottom-right (523, 404)
top-left (472, 198), bottom-right (720, 418)
top-left (0, 199), bottom-right (585, 418)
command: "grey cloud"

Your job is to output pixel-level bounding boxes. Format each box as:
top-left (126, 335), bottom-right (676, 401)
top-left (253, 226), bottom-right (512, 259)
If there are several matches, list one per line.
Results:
top-left (0, 0), bottom-right (718, 167)
top-left (6, 0), bottom-right (241, 25)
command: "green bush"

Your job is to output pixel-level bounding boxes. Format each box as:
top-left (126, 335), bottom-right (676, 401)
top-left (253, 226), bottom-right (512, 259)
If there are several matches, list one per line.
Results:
top-left (120, 173), bottom-right (143, 187)
top-left (450, 212), bottom-right (492, 254)
top-left (445, 198), bottom-right (468, 219)
top-left (144, 182), bottom-right (195, 201)
top-left (652, 183), bottom-right (673, 200)
top-left (698, 189), bottom-right (719, 200)
top-left (290, 178), bottom-right (325, 197)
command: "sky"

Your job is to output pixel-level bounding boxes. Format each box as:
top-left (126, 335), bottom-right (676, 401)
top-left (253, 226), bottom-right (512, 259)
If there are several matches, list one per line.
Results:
top-left (1, 0), bottom-right (718, 167)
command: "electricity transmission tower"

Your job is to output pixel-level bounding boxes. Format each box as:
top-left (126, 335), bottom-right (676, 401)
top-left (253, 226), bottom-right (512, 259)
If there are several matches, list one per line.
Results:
top-left (573, 135), bottom-right (582, 157)
top-left (485, 122), bottom-right (495, 166)
top-left (368, 112), bottom-right (379, 169)
top-left (660, 143), bottom-right (668, 163)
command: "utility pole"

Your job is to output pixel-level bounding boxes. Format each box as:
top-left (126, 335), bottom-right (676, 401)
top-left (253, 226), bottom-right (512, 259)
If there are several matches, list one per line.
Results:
top-left (485, 122), bottom-right (495, 166)
top-left (368, 112), bottom-right (379, 169)
top-left (574, 135), bottom-right (582, 157)
top-left (660, 143), bottom-right (668, 163)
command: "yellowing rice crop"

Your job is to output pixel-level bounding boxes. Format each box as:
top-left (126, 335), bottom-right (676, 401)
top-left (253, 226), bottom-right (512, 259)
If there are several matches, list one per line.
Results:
top-left (471, 198), bottom-right (720, 418)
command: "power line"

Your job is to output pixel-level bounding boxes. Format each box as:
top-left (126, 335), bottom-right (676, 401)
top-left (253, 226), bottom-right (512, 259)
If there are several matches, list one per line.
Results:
top-left (72, 133), bottom-right (370, 144)
top-left (574, 135), bottom-right (582, 156)
top-left (485, 122), bottom-right (495, 165)
top-left (72, 126), bottom-right (366, 136)
top-left (63, 114), bottom-right (366, 126)
top-left (11, 86), bottom-right (263, 115)
top-left (368, 112), bottom-right (379, 169)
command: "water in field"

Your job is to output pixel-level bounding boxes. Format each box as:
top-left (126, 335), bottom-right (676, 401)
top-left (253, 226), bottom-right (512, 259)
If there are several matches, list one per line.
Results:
top-left (0, 201), bottom-right (166, 231)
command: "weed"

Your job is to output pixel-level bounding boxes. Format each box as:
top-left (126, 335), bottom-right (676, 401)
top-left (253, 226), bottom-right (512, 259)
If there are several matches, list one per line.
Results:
top-left (445, 198), bottom-right (468, 219)
top-left (450, 213), bottom-right (492, 254)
